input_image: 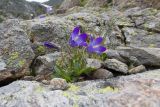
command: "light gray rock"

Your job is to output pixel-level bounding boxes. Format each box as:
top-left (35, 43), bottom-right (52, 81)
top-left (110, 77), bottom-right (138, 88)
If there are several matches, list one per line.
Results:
top-left (1, 69), bottom-right (160, 107)
top-left (104, 59), bottom-right (128, 73)
top-left (0, 19), bottom-right (35, 83)
top-left (34, 52), bottom-right (62, 76)
top-left (49, 78), bottom-right (69, 90)
top-left (129, 65), bottom-right (146, 74)
top-left (86, 58), bottom-right (102, 69)
top-left (0, 58), bottom-right (6, 71)
top-left (92, 69), bottom-right (113, 79)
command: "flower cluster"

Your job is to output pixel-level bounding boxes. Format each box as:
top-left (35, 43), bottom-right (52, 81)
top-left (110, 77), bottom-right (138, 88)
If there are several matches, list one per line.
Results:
top-left (43, 26), bottom-right (107, 82)
top-left (69, 26), bottom-right (106, 54)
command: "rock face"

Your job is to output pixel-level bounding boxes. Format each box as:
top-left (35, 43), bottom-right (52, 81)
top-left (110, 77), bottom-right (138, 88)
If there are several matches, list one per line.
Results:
top-left (0, 19), bottom-right (35, 84)
top-left (1, 69), bottom-right (160, 107)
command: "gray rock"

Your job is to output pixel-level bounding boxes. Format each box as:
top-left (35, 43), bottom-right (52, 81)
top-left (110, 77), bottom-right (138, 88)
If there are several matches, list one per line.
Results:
top-left (0, 58), bottom-right (6, 71)
top-left (104, 59), bottom-right (128, 73)
top-left (1, 69), bottom-right (160, 107)
top-left (33, 52), bottom-right (61, 77)
top-left (49, 78), bottom-right (69, 90)
top-left (92, 69), bottom-right (113, 79)
top-left (86, 58), bottom-right (102, 69)
top-left (0, 19), bottom-right (35, 82)
top-left (129, 65), bottom-right (146, 74)
top-left (118, 47), bottom-right (160, 67)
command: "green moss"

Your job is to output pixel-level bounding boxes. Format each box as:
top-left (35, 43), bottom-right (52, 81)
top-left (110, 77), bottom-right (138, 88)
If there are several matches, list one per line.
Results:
top-left (149, 44), bottom-right (156, 48)
top-left (17, 59), bottom-right (26, 67)
top-left (97, 86), bottom-right (119, 94)
top-left (80, 0), bottom-right (87, 7)
top-left (7, 52), bottom-right (20, 67)
top-left (10, 52), bottom-right (19, 60)
top-left (35, 86), bottom-right (45, 93)
top-left (36, 46), bottom-right (45, 54)
top-left (68, 84), bottom-right (80, 92)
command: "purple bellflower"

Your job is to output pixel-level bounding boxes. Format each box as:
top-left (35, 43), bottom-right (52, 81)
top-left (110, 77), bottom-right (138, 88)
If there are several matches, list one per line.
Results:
top-left (87, 36), bottom-right (106, 54)
top-left (69, 27), bottom-right (88, 47)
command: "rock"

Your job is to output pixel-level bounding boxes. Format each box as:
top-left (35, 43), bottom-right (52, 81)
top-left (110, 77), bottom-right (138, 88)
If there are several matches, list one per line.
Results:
top-left (0, 19), bottom-right (35, 83)
top-left (104, 59), bottom-right (128, 73)
top-left (1, 69), bottom-right (160, 106)
top-left (22, 76), bottom-right (35, 81)
top-left (122, 27), bottom-right (160, 47)
top-left (22, 8), bottom-right (107, 49)
top-left (85, 0), bottom-right (108, 7)
top-left (34, 52), bottom-right (61, 75)
top-left (118, 47), bottom-right (160, 67)
top-left (129, 65), bottom-right (146, 74)
top-left (49, 78), bottom-right (69, 90)
top-left (86, 58), bottom-right (102, 69)
top-left (0, 58), bottom-right (6, 71)
top-left (92, 69), bottom-right (113, 79)
top-left (113, 0), bottom-right (160, 9)
top-left (59, 0), bottom-right (81, 10)
top-left (0, 0), bottom-right (46, 20)
top-left (42, 80), bottom-right (50, 85)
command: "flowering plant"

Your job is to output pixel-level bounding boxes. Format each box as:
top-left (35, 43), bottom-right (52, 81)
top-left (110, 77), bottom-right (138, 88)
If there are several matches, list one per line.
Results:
top-left (44, 26), bottom-right (107, 82)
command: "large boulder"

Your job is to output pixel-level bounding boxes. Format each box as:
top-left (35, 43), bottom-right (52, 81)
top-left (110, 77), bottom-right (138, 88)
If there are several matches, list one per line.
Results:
top-left (1, 69), bottom-right (160, 107)
top-left (0, 19), bottom-right (35, 85)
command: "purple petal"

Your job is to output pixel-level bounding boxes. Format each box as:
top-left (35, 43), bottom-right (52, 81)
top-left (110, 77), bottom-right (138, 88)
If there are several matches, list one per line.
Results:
top-left (71, 27), bottom-right (80, 39)
top-left (87, 45), bottom-right (94, 53)
top-left (78, 33), bottom-right (88, 42)
top-left (94, 46), bottom-right (106, 54)
top-left (79, 42), bottom-right (88, 47)
top-left (92, 37), bottom-right (103, 46)
top-left (89, 35), bottom-right (94, 42)
top-left (69, 40), bottom-right (78, 47)
top-left (75, 33), bottom-right (88, 46)
top-left (44, 42), bottom-right (57, 48)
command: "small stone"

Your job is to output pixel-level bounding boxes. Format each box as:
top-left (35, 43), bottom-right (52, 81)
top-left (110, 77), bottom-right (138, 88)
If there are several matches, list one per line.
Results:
top-left (86, 58), bottom-right (102, 69)
top-left (42, 80), bottom-right (50, 85)
top-left (129, 65), bottom-right (146, 74)
top-left (93, 69), bottom-right (113, 79)
top-left (22, 76), bottom-right (35, 81)
top-left (104, 59), bottom-right (128, 74)
top-left (49, 78), bottom-right (69, 90)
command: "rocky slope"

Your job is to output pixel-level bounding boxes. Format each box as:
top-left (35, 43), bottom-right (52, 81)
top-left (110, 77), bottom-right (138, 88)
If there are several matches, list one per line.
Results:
top-left (0, 0), bottom-right (46, 22)
top-left (0, 0), bottom-right (160, 106)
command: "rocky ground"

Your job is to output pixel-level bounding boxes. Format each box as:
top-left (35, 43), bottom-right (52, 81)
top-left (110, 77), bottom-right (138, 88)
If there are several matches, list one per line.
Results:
top-left (0, 0), bottom-right (160, 107)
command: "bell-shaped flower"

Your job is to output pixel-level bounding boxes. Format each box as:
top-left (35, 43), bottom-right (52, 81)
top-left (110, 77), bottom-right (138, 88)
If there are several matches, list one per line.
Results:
top-left (87, 36), bottom-right (106, 54)
top-left (69, 27), bottom-right (88, 47)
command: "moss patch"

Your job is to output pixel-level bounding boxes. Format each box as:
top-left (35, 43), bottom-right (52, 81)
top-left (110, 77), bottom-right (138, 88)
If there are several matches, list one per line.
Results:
top-left (68, 84), bottom-right (80, 92)
top-left (97, 86), bottom-right (119, 94)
